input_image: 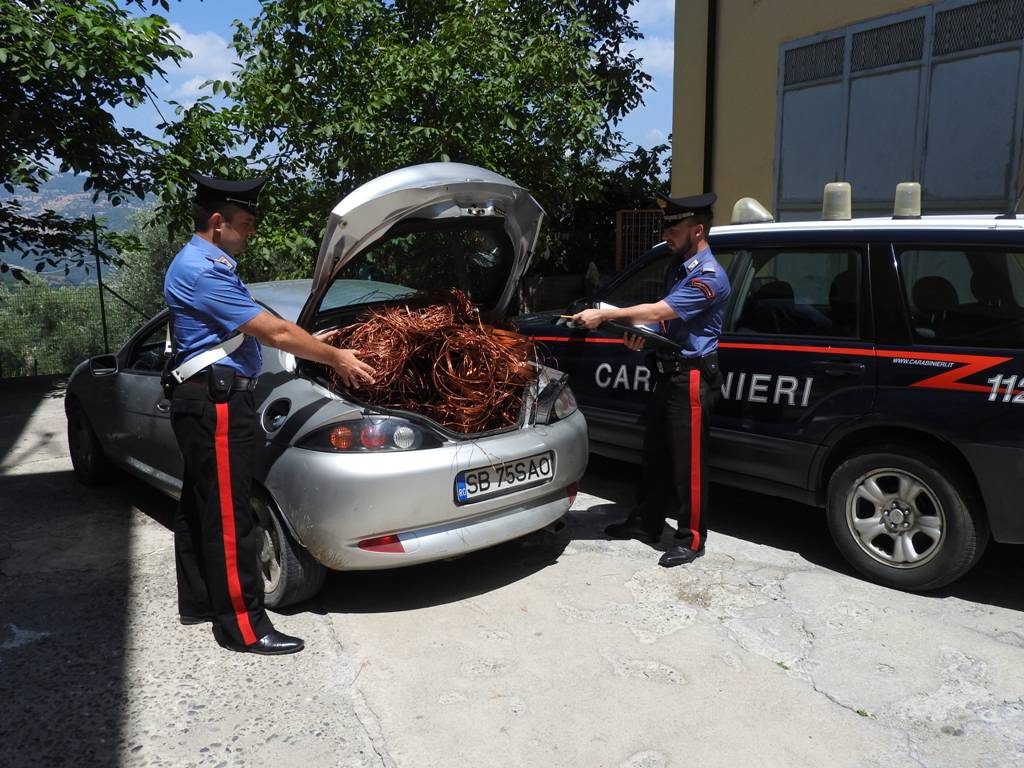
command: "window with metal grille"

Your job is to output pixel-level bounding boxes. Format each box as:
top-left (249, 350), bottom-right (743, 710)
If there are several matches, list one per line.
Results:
top-left (784, 37), bottom-right (845, 85)
top-left (934, 0), bottom-right (1024, 56)
top-left (852, 17), bottom-right (926, 71)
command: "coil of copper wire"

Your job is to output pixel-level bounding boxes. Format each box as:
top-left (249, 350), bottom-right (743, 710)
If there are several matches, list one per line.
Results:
top-left (326, 289), bottom-right (537, 433)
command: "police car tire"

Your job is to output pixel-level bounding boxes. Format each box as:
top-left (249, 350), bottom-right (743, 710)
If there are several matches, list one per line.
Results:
top-left (67, 400), bottom-right (112, 486)
top-left (253, 492), bottom-right (327, 610)
top-left (826, 448), bottom-right (988, 592)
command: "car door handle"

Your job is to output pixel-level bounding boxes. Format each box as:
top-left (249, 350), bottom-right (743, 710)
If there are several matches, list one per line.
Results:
top-left (811, 360), bottom-right (866, 377)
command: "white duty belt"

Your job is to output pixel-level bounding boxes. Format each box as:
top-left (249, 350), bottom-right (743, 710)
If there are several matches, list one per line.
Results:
top-left (165, 324), bottom-right (246, 384)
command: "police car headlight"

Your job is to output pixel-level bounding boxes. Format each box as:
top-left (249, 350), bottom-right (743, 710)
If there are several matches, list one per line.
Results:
top-left (553, 386), bottom-right (578, 420)
top-left (297, 416), bottom-right (443, 452)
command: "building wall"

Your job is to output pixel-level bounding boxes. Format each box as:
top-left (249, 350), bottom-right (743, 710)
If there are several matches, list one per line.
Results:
top-left (673, 0), bottom-right (925, 217)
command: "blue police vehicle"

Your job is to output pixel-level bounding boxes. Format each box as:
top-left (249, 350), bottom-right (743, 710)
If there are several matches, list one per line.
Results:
top-left (517, 190), bottom-right (1024, 592)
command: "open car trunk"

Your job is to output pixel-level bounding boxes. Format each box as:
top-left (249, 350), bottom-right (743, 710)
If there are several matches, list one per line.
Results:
top-left (295, 163), bottom-right (548, 437)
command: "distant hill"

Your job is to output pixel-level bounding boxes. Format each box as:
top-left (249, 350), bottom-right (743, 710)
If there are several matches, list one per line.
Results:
top-left (1, 173), bottom-right (152, 285)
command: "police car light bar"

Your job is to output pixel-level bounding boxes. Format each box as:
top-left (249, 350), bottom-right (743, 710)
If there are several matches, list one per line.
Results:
top-left (730, 197), bottom-right (774, 224)
top-left (822, 182), bottom-right (852, 221)
top-left (893, 182), bottom-right (922, 219)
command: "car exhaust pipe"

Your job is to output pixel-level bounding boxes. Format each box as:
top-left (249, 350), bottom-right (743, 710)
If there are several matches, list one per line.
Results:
top-left (544, 517), bottom-right (567, 534)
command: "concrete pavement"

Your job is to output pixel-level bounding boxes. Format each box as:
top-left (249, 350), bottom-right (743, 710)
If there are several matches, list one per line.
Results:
top-left (1, 378), bottom-right (1022, 767)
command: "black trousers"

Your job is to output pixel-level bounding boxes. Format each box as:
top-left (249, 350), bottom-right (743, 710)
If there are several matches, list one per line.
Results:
top-left (636, 366), bottom-right (722, 551)
top-left (170, 385), bottom-right (273, 646)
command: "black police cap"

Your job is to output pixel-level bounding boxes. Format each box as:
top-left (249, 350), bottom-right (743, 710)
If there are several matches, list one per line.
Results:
top-left (191, 172), bottom-right (268, 215)
top-left (655, 192), bottom-right (717, 224)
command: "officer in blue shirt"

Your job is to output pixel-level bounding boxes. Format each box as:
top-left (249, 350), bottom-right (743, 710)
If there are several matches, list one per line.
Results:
top-left (164, 174), bottom-right (375, 655)
top-left (571, 192), bottom-right (730, 567)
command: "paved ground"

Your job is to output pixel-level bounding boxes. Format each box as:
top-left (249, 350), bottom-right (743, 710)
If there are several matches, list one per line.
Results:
top-left (2, 378), bottom-right (1023, 768)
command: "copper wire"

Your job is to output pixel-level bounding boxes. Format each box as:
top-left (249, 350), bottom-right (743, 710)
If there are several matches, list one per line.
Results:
top-left (327, 289), bottom-right (536, 433)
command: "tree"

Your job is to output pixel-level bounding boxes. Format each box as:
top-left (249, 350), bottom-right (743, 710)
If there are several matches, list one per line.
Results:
top-left (0, 0), bottom-right (188, 274)
top-left (156, 0), bottom-right (654, 281)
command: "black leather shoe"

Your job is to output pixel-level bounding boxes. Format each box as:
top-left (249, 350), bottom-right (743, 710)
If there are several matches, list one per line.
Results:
top-left (221, 629), bottom-right (305, 656)
top-left (658, 545), bottom-right (705, 567)
top-left (604, 518), bottom-right (662, 544)
top-left (179, 615), bottom-right (212, 626)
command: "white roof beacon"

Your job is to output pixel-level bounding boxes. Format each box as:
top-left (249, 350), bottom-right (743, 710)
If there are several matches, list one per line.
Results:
top-left (822, 182), bottom-right (852, 220)
top-left (730, 197), bottom-right (775, 224)
top-left (893, 182), bottom-right (922, 219)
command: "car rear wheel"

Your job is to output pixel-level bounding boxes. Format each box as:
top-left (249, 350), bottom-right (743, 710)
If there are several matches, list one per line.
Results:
top-left (67, 401), bottom-right (111, 485)
top-left (826, 448), bottom-right (988, 591)
top-left (252, 492), bottom-right (326, 609)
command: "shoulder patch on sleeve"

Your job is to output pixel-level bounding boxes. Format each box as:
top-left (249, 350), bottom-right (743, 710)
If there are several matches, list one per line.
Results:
top-left (690, 279), bottom-right (715, 300)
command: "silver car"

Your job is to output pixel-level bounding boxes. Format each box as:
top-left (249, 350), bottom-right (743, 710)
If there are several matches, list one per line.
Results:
top-left (65, 163), bottom-right (589, 607)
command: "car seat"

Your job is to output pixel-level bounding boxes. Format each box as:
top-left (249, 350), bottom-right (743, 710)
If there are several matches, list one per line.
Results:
top-left (828, 270), bottom-right (857, 336)
top-left (911, 275), bottom-right (958, 339)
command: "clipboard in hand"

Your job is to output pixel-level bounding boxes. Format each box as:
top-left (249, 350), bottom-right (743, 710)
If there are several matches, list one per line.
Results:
top-left (601, 320), bottom-right (682, 351)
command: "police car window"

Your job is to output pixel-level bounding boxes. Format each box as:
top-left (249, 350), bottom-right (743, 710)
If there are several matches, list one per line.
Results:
top-left (327, 219), bottom-right (512, 311)
top-left (125, 323), bottom-right (168, 374)
top-left (731, 250), bottom-right (859, 337)
top-left (898, 248), bottom-right (1024, 348)
top-left (604, 250), bottom-right (736, 307)
top-left (604, 253), bottom-right (673, 306)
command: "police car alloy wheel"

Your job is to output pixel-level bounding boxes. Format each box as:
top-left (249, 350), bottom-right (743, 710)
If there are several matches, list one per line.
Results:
top-left (251, 492), bottom-right (326, 609)
top-left (825, 448), bottom-right (989, 591)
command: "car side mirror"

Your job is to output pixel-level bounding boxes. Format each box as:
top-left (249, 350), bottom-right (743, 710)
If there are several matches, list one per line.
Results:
top-left (89, 354), bottom-right (119, 377)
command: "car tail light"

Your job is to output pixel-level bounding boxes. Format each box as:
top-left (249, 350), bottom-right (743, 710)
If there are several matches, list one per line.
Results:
top-left (298, 416), bottom-right (443, 452)
top-left (535, 373), bottom-right (577, 425)
top-left (358, 534), bottom-right (405, 553)
top-left (329, 425), bottom-right (355, 450)
top-left (567, 482), bottom-right (578, 506)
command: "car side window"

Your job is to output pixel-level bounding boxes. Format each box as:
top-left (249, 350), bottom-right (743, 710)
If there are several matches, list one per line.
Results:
top-left (604, 250), bottom-right (736, 307)
top-left (125, 323), bottom-right (168, 373)
top-left (898, 247), bottom-right (1024, 348)
top-left (604, 253), bottom-right (673, 306)
top-left (730, 249), bottom-right (860, 337)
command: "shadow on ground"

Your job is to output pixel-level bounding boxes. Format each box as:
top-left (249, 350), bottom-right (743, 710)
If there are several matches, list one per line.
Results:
top-left (572, 455), bottom-right (1024, 612)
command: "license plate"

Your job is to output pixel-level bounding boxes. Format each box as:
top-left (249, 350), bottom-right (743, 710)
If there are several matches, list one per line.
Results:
top-left (454, 451), bottom-right (555, 505)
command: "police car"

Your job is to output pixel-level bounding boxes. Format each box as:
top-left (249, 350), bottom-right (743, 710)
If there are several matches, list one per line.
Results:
top-left (518, 184), bottom-right (1024, 592)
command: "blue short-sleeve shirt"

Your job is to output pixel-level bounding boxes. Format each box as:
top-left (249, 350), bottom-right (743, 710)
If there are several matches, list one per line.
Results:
top-left (657, 247), bottom-right (731, 359)
top-left (163, 235), bottom-right (263, 377)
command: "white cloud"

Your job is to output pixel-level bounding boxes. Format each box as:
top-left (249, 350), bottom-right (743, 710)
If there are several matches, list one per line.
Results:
top-left (630, 36), bottom-right (674, 77)
top-left (157, 24), bottom-right (237, 105)
top-left (645, 128), bottom-right (667, 144)
top-left (629, 0), bottom-right (675, 29)
top-left (169, 23), bottom-right (236, 77)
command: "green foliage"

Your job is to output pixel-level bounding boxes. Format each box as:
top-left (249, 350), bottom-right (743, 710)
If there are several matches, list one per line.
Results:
top-left (108, 209), bottom-right (180, 316)
top-left (0, 0), bottom-right (187, 272)
top-left (0, 277), bottom-right (139, 377)
top-left (156, 0), bottom-right (656, 281)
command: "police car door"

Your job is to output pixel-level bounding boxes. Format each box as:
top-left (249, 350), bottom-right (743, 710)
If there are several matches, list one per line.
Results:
top-left (714, 243), bottom-right (876, 489)
top-left (530, 246), bottom-right (672, 457)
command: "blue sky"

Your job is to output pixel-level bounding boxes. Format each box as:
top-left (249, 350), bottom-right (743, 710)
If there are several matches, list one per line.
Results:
top-left (128, 0), bottom-right (675, 154)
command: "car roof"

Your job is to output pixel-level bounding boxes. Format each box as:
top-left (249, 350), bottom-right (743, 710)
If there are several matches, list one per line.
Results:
top-left (707, 214), bottom-right (1024, 248)
top-left (249, 279), bottom-right (311, 322)
top-left (712, 214), bottom-right (1024, 237)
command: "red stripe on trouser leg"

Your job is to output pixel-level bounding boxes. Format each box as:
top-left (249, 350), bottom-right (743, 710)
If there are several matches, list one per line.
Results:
top-left (688, 369), bottom-right (702, 551)
top-left (214, 402), bottom-right (258, 646)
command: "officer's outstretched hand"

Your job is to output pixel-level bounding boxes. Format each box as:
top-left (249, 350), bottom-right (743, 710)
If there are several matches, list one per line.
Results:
top-left (332, 349), bottom-right (376, 388)
top-left (570, 308), bottom-right (604, 329)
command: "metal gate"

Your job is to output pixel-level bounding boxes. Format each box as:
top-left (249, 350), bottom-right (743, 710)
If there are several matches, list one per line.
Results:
top-left (614, 208), bottom-right (664, 271)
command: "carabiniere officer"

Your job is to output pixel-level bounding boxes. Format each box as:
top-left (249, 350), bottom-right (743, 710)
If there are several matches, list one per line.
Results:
top-left (163, 174), bottom-right (375, 654)
top-left (571, 192), bottom-right (731, 567)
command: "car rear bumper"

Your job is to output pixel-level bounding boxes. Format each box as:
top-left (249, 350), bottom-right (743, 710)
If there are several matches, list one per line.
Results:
top-left (264, 409), bottom-right (588, 569)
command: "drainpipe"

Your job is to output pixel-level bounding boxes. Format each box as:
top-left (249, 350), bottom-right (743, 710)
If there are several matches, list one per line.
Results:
top-left (702, 0), bottom-right (718, 194)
